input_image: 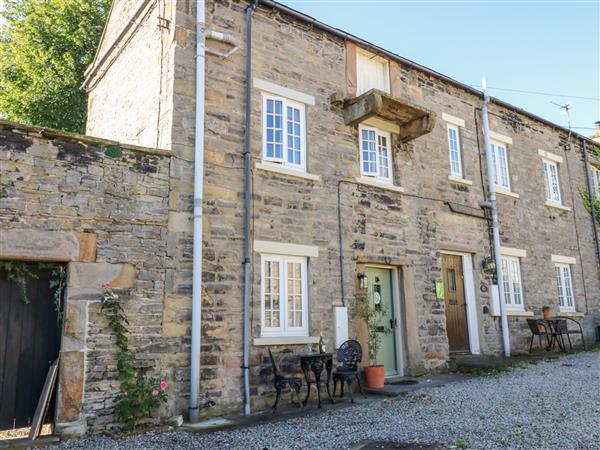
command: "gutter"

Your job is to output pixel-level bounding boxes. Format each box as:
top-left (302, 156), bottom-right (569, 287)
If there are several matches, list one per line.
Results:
top-left (241, 0), bottom-right (258, 417)
top-left (189, 0), bottom-right (207, 424)
top-left (481, 78), bottom-right (511, 357)
top-left (257, 0), bottom-right (594, 145)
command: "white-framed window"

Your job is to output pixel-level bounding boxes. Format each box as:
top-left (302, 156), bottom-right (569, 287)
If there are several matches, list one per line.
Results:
top-left (260, 254), bottom-right (308, 337)
top-left (555, 263), bottom-right (575, 312)
top-left (543, 159), bottom-right (562, 204)
top-left (262, 94), bottom-right (306, 171)
top-left (359, 125), bottom-right (393, 183)
top-left (447, 124), bottom-right (463, 178)
top-left (591, 165), bottom-right (600, 199)
top-left (356, 49), bottom-right (390, 95)
top-left (501, 256), bottom-right (524, 310)
top-left (490, 140), bottom-right (511, 190)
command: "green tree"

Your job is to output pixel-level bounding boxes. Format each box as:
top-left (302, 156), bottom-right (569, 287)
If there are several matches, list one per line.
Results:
top-left (0, 0), bottom-right (109, 133)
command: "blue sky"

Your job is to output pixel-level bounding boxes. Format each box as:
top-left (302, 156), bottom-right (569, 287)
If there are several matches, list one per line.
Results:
top-left (280, 0), bottom-right (599, 136)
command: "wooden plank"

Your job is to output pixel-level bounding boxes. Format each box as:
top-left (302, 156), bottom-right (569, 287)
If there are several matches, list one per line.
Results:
top-left (28, 358), bottom-right (59, 441)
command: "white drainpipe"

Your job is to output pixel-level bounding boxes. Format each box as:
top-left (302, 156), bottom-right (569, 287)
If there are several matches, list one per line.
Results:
top-left (190, 0), bottom-right (206, 423)
top-left (481, 77), bottom-right (511, 357)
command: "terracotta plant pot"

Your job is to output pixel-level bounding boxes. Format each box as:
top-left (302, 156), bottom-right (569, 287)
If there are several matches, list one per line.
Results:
top-left (364, 365), bottom-right (385, 388)
top-left (543, 309), bottom-right (551, 320)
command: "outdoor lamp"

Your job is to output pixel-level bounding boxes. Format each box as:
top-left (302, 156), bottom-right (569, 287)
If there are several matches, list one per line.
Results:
top-left (357, 272), bottom-right (368, 289)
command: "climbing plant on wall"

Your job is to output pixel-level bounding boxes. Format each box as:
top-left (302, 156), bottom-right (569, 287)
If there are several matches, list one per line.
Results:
top-left (100, 285), bottom-right (168, 429)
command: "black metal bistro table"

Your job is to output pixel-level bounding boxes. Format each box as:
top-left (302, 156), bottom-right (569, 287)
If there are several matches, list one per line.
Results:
top-left (540, 318), bottom-right (567, 352)
top-left (298, 352), bottom-right (335, 408)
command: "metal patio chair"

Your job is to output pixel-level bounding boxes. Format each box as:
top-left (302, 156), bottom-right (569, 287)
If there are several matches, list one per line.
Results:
top-left (553, 316), bottom-right (586, 350)
top-left (267, 348), bottom-right (303, 412)
top-left (526, 319), bottom-right (551, 353)
top-left (332, 340), bottom-right (366, 403)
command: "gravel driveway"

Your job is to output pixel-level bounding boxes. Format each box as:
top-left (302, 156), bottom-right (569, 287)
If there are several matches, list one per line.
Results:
top-left (49, 351), bottom-right (600, 450)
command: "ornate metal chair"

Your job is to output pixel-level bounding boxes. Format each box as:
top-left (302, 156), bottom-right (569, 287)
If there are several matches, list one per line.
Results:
top-left (332, 340), bottom-right (366, 403)
top-left (267, 348), bottom-right (303, 412)
top-left (526, 319), bottom-right (550, 353)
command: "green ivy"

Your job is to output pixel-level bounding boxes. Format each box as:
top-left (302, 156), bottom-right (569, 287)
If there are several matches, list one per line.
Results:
top-left (0, 260), bottom-right (66, 323)
top-left (100, 288), bottom-right (168, 429)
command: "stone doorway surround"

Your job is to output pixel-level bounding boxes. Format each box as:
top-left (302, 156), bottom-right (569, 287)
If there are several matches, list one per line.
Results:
top-left (0, 229), bottom-right (135, 436)
top-left (354, 256), bottom-right (423, 376)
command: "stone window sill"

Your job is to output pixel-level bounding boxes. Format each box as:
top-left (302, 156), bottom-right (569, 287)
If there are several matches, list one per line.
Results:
top-left (253, 336), bottom-right (320, 346)
top-left (493, 310), bottom-right (533, 317)
top-left (255, 161), bottom-right (321, 182)
top-left (496, 188), bottom-right (520, 199)
top-left (448, 175), bottom-right (473, 186)
top-left (558, 311), bottom-right (584, 317)
top-left (355, 177), bottom-right (405, 193)
top-left (544, 201), bottom-right (571, 212)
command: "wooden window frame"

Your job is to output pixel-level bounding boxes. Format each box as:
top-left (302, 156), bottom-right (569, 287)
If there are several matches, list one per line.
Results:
top-left (260, 254), bottom-right (308, 337)
top-left (555, 263), bottom-right (575, 312)
top-left (356, 48), bottom-right (390, 96)
top-left (262, 94), bottom-right (307, 172)
top-left (543, 159), bottom-right (562, 205)
top-left (501, 256), bottom-right (525, 311)
top-left (491, 140), bottom-right (511, 191)
top-left (359, 124), bottom-right (393, 184)
top-left (447, 124), bottom-right (463, 179)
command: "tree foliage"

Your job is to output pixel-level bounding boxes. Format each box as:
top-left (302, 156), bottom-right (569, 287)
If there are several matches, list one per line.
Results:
top-left (0, 0), bottom-right (110, 133)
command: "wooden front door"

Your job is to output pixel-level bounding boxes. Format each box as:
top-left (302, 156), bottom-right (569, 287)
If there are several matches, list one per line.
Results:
top-left (0, 266), bottom-right (61, 430)
top-left (441, 254), bottom-right (470, 352)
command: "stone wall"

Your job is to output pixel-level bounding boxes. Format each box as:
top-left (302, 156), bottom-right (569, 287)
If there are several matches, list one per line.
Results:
top-left (0, 121), bottom-right (174, 432)
top-left (81, 0), bottom-right (600, 424)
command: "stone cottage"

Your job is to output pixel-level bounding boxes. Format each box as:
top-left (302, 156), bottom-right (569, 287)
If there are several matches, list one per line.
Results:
top-left (2, 0), bottom-right (599, 435)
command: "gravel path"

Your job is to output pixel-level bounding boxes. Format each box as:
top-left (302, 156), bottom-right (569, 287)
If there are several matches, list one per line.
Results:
top-left (49, 351), bottom-right (600, 450)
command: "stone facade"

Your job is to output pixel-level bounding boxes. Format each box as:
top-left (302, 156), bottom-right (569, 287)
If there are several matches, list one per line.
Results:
top-left (7, 0), bottom-right (597, 432)
top-left (0, 121), bottom-right (173, 433)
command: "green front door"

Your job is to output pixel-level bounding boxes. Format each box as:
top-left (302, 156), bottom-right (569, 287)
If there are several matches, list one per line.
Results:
top-left (365, 267), bottom-right (397, 376)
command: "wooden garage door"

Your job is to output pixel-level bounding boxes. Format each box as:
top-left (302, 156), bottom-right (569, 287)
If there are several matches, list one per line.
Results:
top-left (0, 266), bottom-right (61, 430)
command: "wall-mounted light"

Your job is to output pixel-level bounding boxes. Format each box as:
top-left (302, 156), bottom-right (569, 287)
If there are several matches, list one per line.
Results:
top-left (481, 256), bottom-right (496, 274)
top-left (357, 272), bottom-right (368, 290)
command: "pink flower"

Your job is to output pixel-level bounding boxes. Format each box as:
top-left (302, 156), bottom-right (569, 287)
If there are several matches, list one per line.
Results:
top-left (160, 380), bottom-right (168, 391)
top-left (101, 283), bottom-right (110, 289)
top-left (151, 388), bottom-right (159, 397)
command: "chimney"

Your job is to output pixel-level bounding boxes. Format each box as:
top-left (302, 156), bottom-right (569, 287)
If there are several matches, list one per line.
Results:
top-left (592, 121), bottom-right (600, 143)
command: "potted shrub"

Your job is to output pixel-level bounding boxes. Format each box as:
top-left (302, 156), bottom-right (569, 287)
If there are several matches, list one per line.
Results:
top-left (355, 297), bottom-right (390, 388)
top-left (542, 305), bottom-right (552, 320)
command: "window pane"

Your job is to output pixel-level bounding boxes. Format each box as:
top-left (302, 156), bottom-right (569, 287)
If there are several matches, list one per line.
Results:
top-left (549, 163), bottom-right (560, 202)
top-left (264, 260), bottom-right (280, 327)
top-left (287, 262), bottom-right (303, 328)
top-left (377, 134), bottom-right (390, 179)
top-left (448, 127), bottom-right (461, 177)
top-left (361, 129), bottom-right (377, 175)
top-left (286, 106), bottom-right (302, 166)
top-left (562, 266), bottom-right (573, 307)
top-left (555, 266), bottom-right (564, 307)
top-left (510, 260), bottom-right (522, 305)
top-left (265, 99), bottom-right (284, 160)
top-left (498, 145), bottom-right (509, 188)
top-left (491, 144), bottom-right (498, 185)
top-left (592, 167), bottom-right (600, 199)
top-left (501, 258), bottom-right (511, 305)
top-left (447, 268), bottom-right (456, 292)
